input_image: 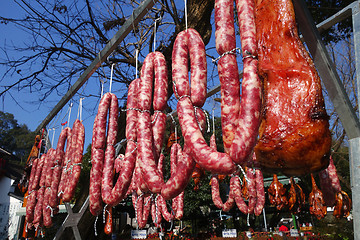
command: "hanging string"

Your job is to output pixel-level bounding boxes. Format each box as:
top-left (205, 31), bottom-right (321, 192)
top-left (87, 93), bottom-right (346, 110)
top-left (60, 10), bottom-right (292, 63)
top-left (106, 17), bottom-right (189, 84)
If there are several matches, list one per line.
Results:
top-left (94, 215), bottom-right (99, 236)
top-left (77, 97), bottom-right (84, 121)
top-left (169, 113), bottom-right (178, 144)
top-left (100, 79), bottom-right (105, 98)
top-left (153, 16), bottom-right (162, 51)
top-left (135, 48), bottom-right (139, 80)
top-left (184, 0), bottom-right (188, 31)
top-left (51, 128), bottom-right (55, 147)
top-left (109, 63), bottom-right (115, 93)
top-left (67, 102), bottom-right (73, 128)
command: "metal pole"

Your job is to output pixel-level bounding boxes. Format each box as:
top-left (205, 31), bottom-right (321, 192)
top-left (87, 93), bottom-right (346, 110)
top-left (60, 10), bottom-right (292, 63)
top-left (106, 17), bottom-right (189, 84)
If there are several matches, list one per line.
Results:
top-left (262, 208), bottom-right (267, 232)
top-left (35, 0), bottom-right (157, 133)
top-left (351, 2), bottom-right (360, 240)
top-left (293, 1), bottom-right (360, 239)
top-left (293, 0), bottom-right (360, 139)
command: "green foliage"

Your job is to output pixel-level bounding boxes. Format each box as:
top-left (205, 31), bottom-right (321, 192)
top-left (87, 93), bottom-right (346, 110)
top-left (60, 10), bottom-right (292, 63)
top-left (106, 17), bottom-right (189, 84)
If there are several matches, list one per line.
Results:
top-left (0, 111), bottom-right (35, 161)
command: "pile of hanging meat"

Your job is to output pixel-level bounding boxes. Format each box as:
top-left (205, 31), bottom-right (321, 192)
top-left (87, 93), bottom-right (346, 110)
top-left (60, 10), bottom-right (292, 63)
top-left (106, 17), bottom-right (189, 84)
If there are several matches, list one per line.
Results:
top-left (85, 0), bottom-right (351, 234)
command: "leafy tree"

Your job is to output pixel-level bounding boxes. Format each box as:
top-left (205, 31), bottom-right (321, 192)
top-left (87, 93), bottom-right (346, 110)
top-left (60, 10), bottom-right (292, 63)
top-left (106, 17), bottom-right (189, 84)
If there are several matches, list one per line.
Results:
top-left (0, 111), bottom-right (35, 161)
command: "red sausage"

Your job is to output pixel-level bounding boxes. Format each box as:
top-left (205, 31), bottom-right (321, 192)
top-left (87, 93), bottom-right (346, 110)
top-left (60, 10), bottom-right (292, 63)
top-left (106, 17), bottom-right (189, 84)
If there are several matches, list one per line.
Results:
top-left (254, 169), bottom-right (265, 216)
top-left (247, 167), bottom-right (257, 214)
top-left (177, 97), bottom-right (237, 174)
top-left (172, 29), bottom-right (207, 108)
top-left (50, 127), bottom-right (71, 207)
top-left (25, 157), bottom-right (38, 223)
top-left (228, 0), bottom-right (261, 163)
top-left (211, 176), bottom-right (224, 209)
top-left (63, 120), bottom-right (85, 202)
top-left (58, 126), bottom-right (73, 198)
top-left (233, 175), bottom-right (248, 214)
top-left (215, 0), bottom-right (241, 153)
top-left (26, 154), bottom-right (45, 223)
top-left (138, 52), bottom-right (169, 193)
top-left (90, 92), bottom-right (118, 215)
top-left (161, 144), bottom-right (195, 200)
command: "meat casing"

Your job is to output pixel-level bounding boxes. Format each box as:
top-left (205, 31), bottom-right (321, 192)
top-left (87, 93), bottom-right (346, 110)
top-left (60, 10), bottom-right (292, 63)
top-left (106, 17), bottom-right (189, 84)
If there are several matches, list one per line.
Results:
top-left (254, 0), bottom-right (331, 175)
top-left (25, 157), bottom-right (39, 223)
top-left (62, 119), bottom-right (85, 202)
top-left (137, 52), bottom-right (168, 193)
top-left (90, 92), bottom-right (114, 215)
top-left (43, 148), bottom-right (56, 227)
top-left (49, 127), bottom-right (71, 208)
top-left (174, 29), bottom-right (236, 174)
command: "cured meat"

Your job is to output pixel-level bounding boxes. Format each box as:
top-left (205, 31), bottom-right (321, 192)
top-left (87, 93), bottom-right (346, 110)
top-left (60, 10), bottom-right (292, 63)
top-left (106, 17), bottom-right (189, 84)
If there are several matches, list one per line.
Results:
top-left (319, 156), bottom-right (342, 206)
top-left (287, 177), bottom-right (305, 214)
top-left (254, 169), bottom-right (265, 216)
top-left (309, 174), bottom-right (327, 220)
top-left (333, 191), bottom-right (351, 219)
top-left (268, 174), bottom-right (288, 211)
top-left (254, 0), bottom-right (331, 175)
top-left (63, 119), bottom-right (85, 202)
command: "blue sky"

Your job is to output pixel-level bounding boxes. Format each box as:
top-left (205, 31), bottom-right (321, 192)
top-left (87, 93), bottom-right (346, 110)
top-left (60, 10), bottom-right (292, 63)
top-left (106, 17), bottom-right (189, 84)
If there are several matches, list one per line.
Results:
top-left (0, 1), bottom-right (226, 150)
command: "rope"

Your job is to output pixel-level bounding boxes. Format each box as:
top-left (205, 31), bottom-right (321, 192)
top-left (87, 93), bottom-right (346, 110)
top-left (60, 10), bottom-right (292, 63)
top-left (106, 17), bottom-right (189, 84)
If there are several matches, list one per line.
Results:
top-left (135, 48), bottom-right (139, 80)
top-left (103, 204), bottom-right (109, 224)
top-left (212, 48), bottom-right (241, 63)
top-left (238, 165), bottom-right (250, 184)
top-left (67, 102), bottom-right (73, 128)
top-left (184, 0), bottom-right (188, 31)
top-left (153, 16), bottom-right (162, 51)
top-left (94, 215), bottom-right (99, 236)
top-left (109, 63), bottom-right (115, 93)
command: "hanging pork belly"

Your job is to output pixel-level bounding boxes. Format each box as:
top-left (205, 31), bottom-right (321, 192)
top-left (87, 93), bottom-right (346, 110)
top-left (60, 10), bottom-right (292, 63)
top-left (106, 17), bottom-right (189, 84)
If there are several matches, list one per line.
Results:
top-left (254, 0), bottom-right (331, 176)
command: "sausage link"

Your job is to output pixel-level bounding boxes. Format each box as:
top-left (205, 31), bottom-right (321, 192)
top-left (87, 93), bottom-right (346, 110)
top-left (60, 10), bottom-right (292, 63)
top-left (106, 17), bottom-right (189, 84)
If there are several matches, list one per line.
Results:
top-left (229, 57), bottom-right (261, 163)
top-left (223, 177), bottom-right (236, 212)
top-left (215, 0), bottom-right (237, 54)
top-left (89, 148), bottom-right (104, 215)
top-left (137, 52), bottom-right (169, 194)
top-left (43, 148), bottom-right (56, 227)
top-left (138, 111), bottom-right (164, 193)
top-left (25, 157), bottom-right (38, 223)
top-left (211, 176), bottom-right (224, 209)
top-left (218, 54), bottom-right (241, 153)
top-left (177, 97), bottom-right (236, 174)
top-left (57, 127), bottom-right (73, 198)
top-left (158, 195), bottom-right (172, 222)
top-left (63, 120), bottom-right (85, 202)
top-left (254, 169), bottom-right (265, 216)
top-left (161, 144), bottom-right (195, 200)
top-left (152, 112), bottom-right (167, 161)
top-left (228, 0), bottom-right (261, 163)
top-left (172, 29), bottom-right (207, 107)
top-left (247, 167), bottom-right (256, 214)
top-left (34, 151), bottom-right (53, 224)
top-left (174, 191), bottom-right (184, 220)
top-left (233, 176), bottom-right (248, 214)
top-left (90, 92), bottom-right (118, 214)
top-left (26, 154), bottom-right (45, 223)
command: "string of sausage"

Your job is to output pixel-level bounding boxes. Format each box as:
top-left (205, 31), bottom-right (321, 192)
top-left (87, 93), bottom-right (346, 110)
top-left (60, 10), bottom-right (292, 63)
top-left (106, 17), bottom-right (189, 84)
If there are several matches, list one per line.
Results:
top-left (215, 0), bottom-right (261, 164)
top-left (62, 119), bottom-right (85, 202)
top-left (43, 148), bottom-right (56, 227)
top-left (137, 51), bottom-right (168, 193)
top-left (174, 28), bottom-right (237, 175)
top-left (25, 157), bottom-right (40, 223)
top-left (49, 127), bottom-right (71, 208)
top-left (135, 51), bottom-right (195, 201)
top-left (90, 92), bottom-right (120, 215)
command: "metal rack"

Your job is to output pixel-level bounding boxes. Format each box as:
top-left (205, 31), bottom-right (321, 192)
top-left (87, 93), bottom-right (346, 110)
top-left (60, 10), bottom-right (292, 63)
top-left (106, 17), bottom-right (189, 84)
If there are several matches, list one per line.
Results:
top-left (53, 197), bottom-right (89, 240)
